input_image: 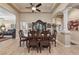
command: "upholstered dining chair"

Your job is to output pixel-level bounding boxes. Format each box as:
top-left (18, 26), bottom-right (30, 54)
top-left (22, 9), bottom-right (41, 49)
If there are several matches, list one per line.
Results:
top-left (19, 30), bottom-right (28, 47)
top-left (40, 31), bottom-right (51, 53)
top-left (51, 30), bottom-right (57, 47)
top-left (27, 31), bottom-right (39, 53)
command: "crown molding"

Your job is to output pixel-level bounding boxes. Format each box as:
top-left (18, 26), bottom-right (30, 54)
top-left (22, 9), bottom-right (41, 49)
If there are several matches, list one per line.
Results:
top-left (7, 3), bottom-right (21, 13)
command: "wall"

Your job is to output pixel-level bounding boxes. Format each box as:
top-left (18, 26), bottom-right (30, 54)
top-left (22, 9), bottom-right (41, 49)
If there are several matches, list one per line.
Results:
top-left (57, 33), bottom-right (65, 45)
top-left (20, 13), bottom-right (52, 23)
top-left (69, 8), bottom-right (79, 20)
top-left (20, 13), bottom-right (52, 35)
top-left (70, 31), bottom-right (79, 44)
top-left (68, 8), bottom-right (79, 44)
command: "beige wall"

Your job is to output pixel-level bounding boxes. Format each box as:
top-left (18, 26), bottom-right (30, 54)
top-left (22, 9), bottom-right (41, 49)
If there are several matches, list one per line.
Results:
top-left (20, 13), bottom-right (52, 23)
top-left (19, 13), bottom-right (53, 35)
top-left (68, 8), bottom-right (79, 44)
top-left (57, 33), bottom-right (65, 45)
top-left (71, 31), bottom-right (79, 44)
top-left (69, 8), bottom-right (79, 20)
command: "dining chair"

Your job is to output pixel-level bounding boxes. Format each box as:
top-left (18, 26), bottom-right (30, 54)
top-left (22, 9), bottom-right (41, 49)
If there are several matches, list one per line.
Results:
top-left (27, 31), bottom-right (39, 53)
top-left (40, 31), bottom-right (51, 53)
top-left (19, 30), bottom-right (28, 47)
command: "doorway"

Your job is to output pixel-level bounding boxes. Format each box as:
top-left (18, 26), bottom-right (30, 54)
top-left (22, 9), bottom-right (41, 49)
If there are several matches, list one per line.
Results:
top-left (0, 7), bottom-right (16, 42)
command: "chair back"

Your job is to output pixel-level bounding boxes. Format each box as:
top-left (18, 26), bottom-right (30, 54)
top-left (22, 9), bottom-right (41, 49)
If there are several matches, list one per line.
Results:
top-left (41, 30), bottom-right (50, 41)
top-left (28, 30), bottom-right (38, 41)
top-left (19, 30), bottom-right (24, 39)
top-left (53, 30), bottom-right (57, 35)
top-left (52, 30), bottom-right (57, 40)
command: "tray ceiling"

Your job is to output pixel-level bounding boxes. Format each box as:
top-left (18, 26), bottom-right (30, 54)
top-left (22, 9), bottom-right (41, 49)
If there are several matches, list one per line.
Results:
top-left (9, 3), bottom-right (59, 13)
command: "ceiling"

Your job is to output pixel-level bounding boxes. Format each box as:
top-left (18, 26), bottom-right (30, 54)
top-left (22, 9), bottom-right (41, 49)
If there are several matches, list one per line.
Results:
top-left (0, 7), bottom-right (13, 16)
top-left (0, 7), bottom-right (16, 21)
top-left (69, 3), bottom-right (79, 9)
top-left (9, 3), bottom-right (59, 13)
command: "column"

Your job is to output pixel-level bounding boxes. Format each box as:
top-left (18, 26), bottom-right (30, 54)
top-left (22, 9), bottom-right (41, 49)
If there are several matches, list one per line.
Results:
top-left (63, 8), bottom-right (69, 32)
top-left (16, 13), bottom-right (20, 40)
top-left (63, 8), bottom-right (71, 47)
top-left (51, 18), bottom-right (55, 35)
top-left (52, 18), bottom-right (57, 33)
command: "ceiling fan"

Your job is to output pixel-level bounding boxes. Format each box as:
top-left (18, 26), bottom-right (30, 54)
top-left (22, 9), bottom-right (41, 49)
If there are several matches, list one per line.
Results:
top-left (25, 3), bottom-right (42, 12)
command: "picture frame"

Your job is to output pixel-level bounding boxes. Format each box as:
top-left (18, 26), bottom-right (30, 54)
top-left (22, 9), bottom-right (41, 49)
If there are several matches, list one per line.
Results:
top-left (47, 23), bottom-right (51, 28)
top-left (28, 23), bottom-right (32, 28)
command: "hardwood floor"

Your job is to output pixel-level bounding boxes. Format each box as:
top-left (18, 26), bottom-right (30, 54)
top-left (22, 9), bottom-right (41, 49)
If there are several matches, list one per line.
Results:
top-left (0, 38), bottom-right (79, 55)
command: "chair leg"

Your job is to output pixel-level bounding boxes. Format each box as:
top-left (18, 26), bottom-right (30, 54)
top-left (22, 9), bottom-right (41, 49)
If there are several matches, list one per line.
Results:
top-left (20, 41), bottom-right (21, 47)
top-left (23, 41), bottom-right (25, 46)
top-left (28, 47), bottom-right (30, 53)
top-left (55, 41), bottom-right (56, 47)
top-left (40, 46), bottom-right (41, 53)
top-left (37, 47), bottom-right (38, 53)
top-left (26, 41), bottom-right (27, 47)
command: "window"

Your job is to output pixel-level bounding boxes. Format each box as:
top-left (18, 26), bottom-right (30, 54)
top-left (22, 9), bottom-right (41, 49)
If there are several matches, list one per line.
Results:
top-left (20, 21), bottom-right (28, 36)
